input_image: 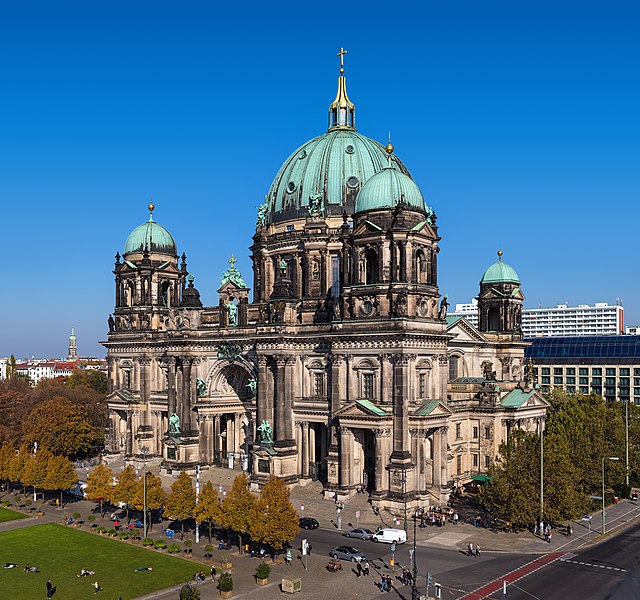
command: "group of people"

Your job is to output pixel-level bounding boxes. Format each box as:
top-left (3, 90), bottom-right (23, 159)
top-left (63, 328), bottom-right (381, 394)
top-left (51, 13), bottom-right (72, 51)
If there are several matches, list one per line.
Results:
top-left (379, 574), bottom-right (393, 592)
top-left (355, 560), bottom-right (370, 576)
top-left (192, 571), bottom-right (207, 583)
top-left (417, 506), bottom-right (459, 528)
top-left (467, 542), bottom-right (481, 557)
top-left (399, 568), bottom-right (413, 586)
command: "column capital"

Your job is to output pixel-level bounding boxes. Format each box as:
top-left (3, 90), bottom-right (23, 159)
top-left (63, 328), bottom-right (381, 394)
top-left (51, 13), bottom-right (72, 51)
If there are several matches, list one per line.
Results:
top-left (300, 421), bottom-right (309, 431)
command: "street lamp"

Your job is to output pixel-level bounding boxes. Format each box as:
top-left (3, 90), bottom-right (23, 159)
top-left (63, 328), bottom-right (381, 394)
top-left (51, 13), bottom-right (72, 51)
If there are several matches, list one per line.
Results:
top-left (411, 509), bottom-right (420, 600)
top-left (142, 471), bottom-right (149, 539)
top-left (602, 456), bottom-right (619, 535)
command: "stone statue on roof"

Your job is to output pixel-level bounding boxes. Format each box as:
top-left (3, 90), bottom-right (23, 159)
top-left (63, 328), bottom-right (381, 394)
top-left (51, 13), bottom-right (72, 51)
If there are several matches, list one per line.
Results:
top-left (169, 412), bottom-right (181, 436)
top-left (308, 192), bottom-right (325, 218)
top-left (257, 420), bottom-right (273, 446)
top-left (220, 255), bottom-right (247, 288)
top-left (256, 200), bottom-right (268, 228)
top-left (226, 301), bottom-right (238, 326)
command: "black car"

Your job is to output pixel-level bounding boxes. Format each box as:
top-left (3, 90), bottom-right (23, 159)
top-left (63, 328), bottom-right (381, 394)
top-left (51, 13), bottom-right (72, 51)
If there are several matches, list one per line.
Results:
top-left (299, 517), bottom-right (319, 530)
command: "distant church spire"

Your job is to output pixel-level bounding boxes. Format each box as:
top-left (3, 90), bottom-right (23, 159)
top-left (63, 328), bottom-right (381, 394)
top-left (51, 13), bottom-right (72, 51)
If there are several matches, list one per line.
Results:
top-left (328, 47), bottom-right (355, 130)
top-left (68, 328), bottom-right (77, 361)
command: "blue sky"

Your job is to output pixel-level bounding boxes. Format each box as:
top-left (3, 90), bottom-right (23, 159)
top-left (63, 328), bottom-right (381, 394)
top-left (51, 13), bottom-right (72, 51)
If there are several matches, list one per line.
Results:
top-left (1, 0), bottom-right (638, 358)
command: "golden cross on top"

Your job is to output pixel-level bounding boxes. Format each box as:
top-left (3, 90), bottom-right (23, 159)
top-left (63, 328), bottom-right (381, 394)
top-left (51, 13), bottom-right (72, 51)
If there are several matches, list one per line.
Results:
top-left (228, 254), bottom-right (237, 268)
top-left (337, 47), bottom-right (347, 69)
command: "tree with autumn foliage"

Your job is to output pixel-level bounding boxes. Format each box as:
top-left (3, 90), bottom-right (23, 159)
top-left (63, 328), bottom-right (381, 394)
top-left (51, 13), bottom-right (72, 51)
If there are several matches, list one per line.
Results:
top-left (165, 472), bottom-right (196, 534)
top-left (221, 473), bottom-right (256, 553)
top-left (193, 480), bottom-right (223, 543)
top-left (22, 449), bottom-right (54, 502)
top-left (0, 442), bottom-right (14, 488)
top-left (8, 445), bottom-right (30, 490)
top-left (22, 397), bottom-right (97, 458)
top-left (85, 464), bottom-right (114, 516)
top-left (112, 465), bottom-right (139, 519)
top-left (249, 476), bottom-right (299, 553)
top-left (44, 455), bottom-right (78, 506)
top-left (132, 473), bottom-right (166, 535)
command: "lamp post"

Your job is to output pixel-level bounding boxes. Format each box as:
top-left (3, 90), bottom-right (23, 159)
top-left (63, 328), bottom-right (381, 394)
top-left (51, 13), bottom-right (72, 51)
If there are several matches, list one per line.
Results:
top-left (142, 471), bottom-right (149, 539)
top-left (625, 400), bottom-right (630, 487)
top-left (411, 509), bottom-right (420, 600)
top-left (539, 417), bottom-right (544, 528)
top-left (402, 466), bottom-right (407, 533)
top-left (602, 456), bottom-right (619, 535)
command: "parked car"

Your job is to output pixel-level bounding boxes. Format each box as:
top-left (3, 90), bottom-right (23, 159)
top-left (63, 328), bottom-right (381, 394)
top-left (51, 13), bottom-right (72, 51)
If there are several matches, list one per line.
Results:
top-left (372, 528), bottom-right (407, 544)
top-left (299, 517), bottom-right (319, 530)
top-left (343, 528), bottom-right (374, 540)
top-left (328, 546), bottom-right (366, 562)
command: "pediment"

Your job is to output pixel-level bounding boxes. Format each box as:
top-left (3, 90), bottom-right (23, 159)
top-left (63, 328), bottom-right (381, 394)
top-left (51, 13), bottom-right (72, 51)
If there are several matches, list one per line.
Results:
top-left (352, 219), bottom-right (383, 236)
top-left (413, 399), bottom-right (453, 418)
top-left (334, 400), bottom-right (390, 418)
top-left (447, 317), bottom-right (487, 343)
top-left (217, 279), bottom-right (248, 294)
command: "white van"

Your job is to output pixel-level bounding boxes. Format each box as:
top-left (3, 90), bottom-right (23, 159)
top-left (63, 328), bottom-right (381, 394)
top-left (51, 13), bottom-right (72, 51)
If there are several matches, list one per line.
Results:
top-left (372, 527), bottom-right (407, 544)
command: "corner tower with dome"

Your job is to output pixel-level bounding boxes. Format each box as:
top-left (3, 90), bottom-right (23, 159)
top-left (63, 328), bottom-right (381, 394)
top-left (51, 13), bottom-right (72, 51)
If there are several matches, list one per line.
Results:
top-left (103, 53), bottom-right (547, 510)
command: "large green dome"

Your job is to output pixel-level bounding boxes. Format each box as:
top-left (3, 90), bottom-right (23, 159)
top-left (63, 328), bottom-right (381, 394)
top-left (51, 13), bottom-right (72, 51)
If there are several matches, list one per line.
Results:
top-left (355, 166), bottom-right (427, 214)
top-left (124, 210), bottom-right (177, 256)
top-left (481, 255), bottom-right (520, 285)
top-left (265, 130), bottom-right (410, 224)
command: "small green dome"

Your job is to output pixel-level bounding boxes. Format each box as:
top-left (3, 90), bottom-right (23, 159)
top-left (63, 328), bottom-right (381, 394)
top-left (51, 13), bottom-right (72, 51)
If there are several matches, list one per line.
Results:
top-left (265, 129), bottom-right (410, 224)
top-left (355, 166), bottom-right (427, 213)
top-left (481, 254), bottom-right (520, 285)
top-left (124, 214), bottom-right (177, 256)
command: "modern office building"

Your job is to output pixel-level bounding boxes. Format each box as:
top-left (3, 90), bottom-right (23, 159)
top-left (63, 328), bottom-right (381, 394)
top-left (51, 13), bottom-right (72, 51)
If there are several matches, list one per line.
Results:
top-left (525, 335), bottom-right (640, 404)
top-left (451, 300), bottom-right (624, 337)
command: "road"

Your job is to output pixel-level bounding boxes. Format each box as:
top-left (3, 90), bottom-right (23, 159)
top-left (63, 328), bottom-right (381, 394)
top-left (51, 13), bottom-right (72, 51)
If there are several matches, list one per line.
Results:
top-left (296, 523), bottom-right (534, 598)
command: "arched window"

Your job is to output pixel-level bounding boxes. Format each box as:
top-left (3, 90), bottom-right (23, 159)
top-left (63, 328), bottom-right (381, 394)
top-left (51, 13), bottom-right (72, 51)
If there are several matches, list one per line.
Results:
top-left (125, 281), bottom-right (135, 307)
top-left (160, 281), bottom-right (171, 307)
top-left (416, 251), bottom-right (427, 284)
top-left (488, 307), bottom-right (500, 331)
top-left (364, 248), bottom-right (378, 284)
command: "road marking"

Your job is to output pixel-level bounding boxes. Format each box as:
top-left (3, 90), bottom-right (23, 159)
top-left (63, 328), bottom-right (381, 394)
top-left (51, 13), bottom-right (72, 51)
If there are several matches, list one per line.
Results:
top-left (459, 552), bottom-right (566, 599)
top-left (560, 559), bottom-right (626, 572)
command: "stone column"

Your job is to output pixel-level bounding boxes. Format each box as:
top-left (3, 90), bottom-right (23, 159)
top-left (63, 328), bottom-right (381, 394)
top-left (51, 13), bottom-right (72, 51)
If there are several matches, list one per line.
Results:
top-left (374, 430), bottom-right (391, 493)
top-left (438, 355), bottom-right (448, 400)
top-left (391, 354), bottom-right (411, 456)
top-left (214, 415), bottom-right (221, 465)
top-left (257, 356), bottom-right (269, 424)
top-left (234, 413), bottom-right (242, 454)
top-left (440, 426), bottom-right (449, 488)
top-left (339, 427), bottom-right (353, 488)
top-left (125, 411), bottom-right (133, 456)
top-left (301, 422), bottom-right (310, 477)
top-left (320, 250), bottom-right (328, 296)
top-left (399, 241), bottom-right (407, 282)
top-left (295, 252), bottom-right (303, 298)
top-left (379, 354), bottom-right (391, 404)
top-left (329, 355), bottom-right (344, 447)
top-left (275, 357), bottom-right (287, 443)
top-left (165, 357), bottom-right (177, 419)
top-left (432, 428), bottom-right (442, 488)
top-left (283, 357), bottom-right (295, 442)
top-left (180, 357), bottom-right (193, 433)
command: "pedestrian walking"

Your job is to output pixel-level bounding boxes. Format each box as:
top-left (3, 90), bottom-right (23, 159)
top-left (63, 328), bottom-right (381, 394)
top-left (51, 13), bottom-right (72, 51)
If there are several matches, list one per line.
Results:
top-left (210, 566), bottom-right (216, 582)
top-left (453, 512), bottom-right (459, 526)
top-left (567, 524), bottom-right (572, 536)
top-left (307, 543), bottom-right (312, 555)
top-left (380, 575), bottom-right (387, 592)
top-left (547, 530), bottom-right (552, 544)
top-left (46, 579), bottom-right (53, 599)
top-left (286, 549), bottom-right (292, 565)
top-left (93, 581), bottom-right (101, 594)
top-left (386, 575), bottom-right (392, 592)
top-left (475, 544), bottom-right (481, 557)
top-left (363, 561), bottom-right (370, 576)
top-left (467, 542), bottom-right (474, 557)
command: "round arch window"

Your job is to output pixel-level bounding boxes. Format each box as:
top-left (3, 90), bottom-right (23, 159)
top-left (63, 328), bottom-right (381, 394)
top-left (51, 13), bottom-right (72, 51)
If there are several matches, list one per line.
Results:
top-left (287, 181), bottom-right (296, 193)
top-left (346, 176), bottom-right (359, 188)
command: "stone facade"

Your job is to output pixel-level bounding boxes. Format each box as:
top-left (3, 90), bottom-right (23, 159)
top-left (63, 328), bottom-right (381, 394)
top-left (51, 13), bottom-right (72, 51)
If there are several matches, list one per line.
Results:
top-left (103, 62), bottom-right (548, 510)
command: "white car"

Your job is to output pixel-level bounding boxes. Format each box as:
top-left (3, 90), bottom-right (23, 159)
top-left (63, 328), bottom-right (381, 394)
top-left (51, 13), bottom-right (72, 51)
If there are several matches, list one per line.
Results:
top-left (372, 527), bottom-right (407, 544)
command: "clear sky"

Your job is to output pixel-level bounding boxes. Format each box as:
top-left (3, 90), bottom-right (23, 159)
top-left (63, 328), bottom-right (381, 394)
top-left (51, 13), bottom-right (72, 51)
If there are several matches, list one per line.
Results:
top-left (1, 0), bottom-right (638, 358)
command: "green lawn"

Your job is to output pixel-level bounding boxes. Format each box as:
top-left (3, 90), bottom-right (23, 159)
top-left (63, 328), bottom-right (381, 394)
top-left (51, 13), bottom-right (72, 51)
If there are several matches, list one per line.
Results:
top-left (0, 506), bottom-right (28, 522)
top-left (0, 523), bottom-right (206, 599)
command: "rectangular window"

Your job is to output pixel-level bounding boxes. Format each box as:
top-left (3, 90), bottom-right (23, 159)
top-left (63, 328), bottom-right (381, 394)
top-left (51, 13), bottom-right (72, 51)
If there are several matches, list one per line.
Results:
top-left (620, 368), bottom-right (630, 376)
top-left (473, 454), bottom-right (479, 467)
top-left (484, 426), bottom-right (491, 439)
top-left (419, 373), bottom-right (426, 398)
top-left (566, 377), bottom-right (575, 384)
top-left (314, 373), bottom-right (324, 396)
top-left (579, 377), bottom-right (588, 385)
top-left (484, 455), bottom-right (490, 468)
top-left (580, 368), bottom-right (589, 376)
top-left (566, 368), bottom-right (576, 375)
top-left (554, 368), bottom-right (563, 375)
top-left (580, 386), bottom-right (589, 394)
top-left (606, 368), bottom-right (616, 376)
top-left (634, 378), bottom-right (640, 386)
top-left (620, 378), bottom-right (630, 386)
top-left (635, 369), bottom-right (640, 377)
top-left (363, 373), bottom-right (375, 399)
top-left (605, 387), bottom-right (615, 395)
top-left (456, 454), bottom-right (462, 474)
top-left (567, 386), bottom-right (575, 393)
top-left (542, 377), bottom-right (550, 384)
top-left (606, 378), bottom-right (616, 386)
top-left (554, 377), bottom-right (563, 385)
top-left (592, 378), bottom-right (602, 385)
top-left (456, 423), bottom-right (462, 439)
top-left (330, 256), bottom-right (341, 298)
top-left (592, 368), bottom-right (602, 375)
top-left (542, 368), bottom-right (550, 375)
top-left (473, 426), bottom-right (479, 439)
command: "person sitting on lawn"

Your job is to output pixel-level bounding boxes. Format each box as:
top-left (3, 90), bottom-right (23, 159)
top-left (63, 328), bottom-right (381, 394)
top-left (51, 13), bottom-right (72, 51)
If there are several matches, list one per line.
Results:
top-left (78, 569), bottom-right (95, 577)
top-left (2, 563), bottom-right (19, 568)
top-left (134, 566), bottom-right (153, 572)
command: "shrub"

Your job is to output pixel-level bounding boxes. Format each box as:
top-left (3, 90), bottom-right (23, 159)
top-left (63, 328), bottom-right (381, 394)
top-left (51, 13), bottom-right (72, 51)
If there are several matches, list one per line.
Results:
top-left (14, 496), bottom-right (21, 503)
top-left (204, 544), bottom-right (213, 554)
top-left (167, 542), bottom-right (181, 554)
top-left (87, 515), bottom-right (96, 524)
top-left (184, 539), bottom-right (193, 549)
top-left (25, 499), bottom-right (32, 507)
top-left (96, 526), bottom-right (107, 534)
top-left (108, 528), bottom-right (117, 536)
top-left (142, 537), bottom-right (154, 547)
top-left (119, 532), bottom-right (129, 540)
top-left (255, 562), bottom-right (271, 580)
top-left (154, 539), bottom-right (167, 549)
top-left (218, 572), bottom-right (233, 592)
top-left (131, 528), bottom-right (139, 538)
top-left (179, 587), bottom-right (200, 600)
top-left (72, 512), bottom-right (81, 521)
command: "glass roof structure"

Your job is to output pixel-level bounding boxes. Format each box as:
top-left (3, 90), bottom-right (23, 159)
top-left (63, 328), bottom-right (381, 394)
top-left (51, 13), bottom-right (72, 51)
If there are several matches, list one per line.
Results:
top-left (525, 335), bottom-right (640, 363)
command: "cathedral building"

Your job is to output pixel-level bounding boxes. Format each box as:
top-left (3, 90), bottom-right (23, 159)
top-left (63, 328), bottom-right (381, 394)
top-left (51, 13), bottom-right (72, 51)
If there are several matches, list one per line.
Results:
top-left (103, 54), bottom-right (548, 509)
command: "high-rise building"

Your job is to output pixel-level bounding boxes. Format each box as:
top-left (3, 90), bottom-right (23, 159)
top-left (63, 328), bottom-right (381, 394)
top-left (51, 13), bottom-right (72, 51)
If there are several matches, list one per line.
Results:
top-left (451, 301), bottom-right (624, 337)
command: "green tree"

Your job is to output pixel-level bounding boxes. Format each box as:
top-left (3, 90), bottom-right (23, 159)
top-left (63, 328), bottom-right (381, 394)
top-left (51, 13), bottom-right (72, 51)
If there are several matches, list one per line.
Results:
top-left (221, 473), bottom-right (256, 553)
top-left (132, 474), bottom-right (166, 535)
top-left (85, 464), bottom-right (114, 516)
top-left (44, 455), bottom-right (78, 507)
top-left (112, 465), bottom-right (139, 520)
top-left (193, 481), bottom-right (223, 543)
top-left (248, 476), bottom-right (299, 552)
top-left (22, 397), bottom-right (97, 458)
top-left (5, 355), bottom-right (17, 381)
top-left (22, 449), bottom-right (54, 502)
top-left (66, 370), bottom-right (108, 394)
top-left (165, 472), bottom-right (196, 534)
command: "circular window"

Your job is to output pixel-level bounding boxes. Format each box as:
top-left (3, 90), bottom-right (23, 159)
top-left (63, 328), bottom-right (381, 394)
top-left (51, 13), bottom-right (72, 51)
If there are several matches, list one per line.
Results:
top-left (347, 176), bottom-right (359, 188)
top-left (345, 145), bottom-right (355, 154)
top-left (298, 150), bottom-right (307, 160)
top-left (361, 300), bottom-right (374, 316)
top-left (287, 181), bottom-right (296, 193)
